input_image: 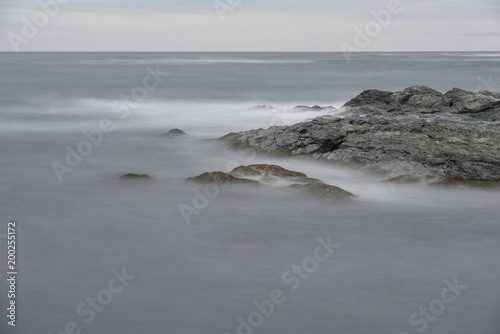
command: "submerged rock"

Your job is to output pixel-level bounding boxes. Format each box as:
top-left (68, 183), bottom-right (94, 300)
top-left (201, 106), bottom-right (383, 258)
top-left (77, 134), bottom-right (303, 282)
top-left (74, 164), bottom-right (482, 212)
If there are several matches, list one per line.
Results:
top-left (220, 86), bottom-right (500, 181)
top-left (164, 129), bottom-right (186, 137)
top-left (289, 180), bottom-right (354, 200)
top-left (230, 164), bottom-right (307, 180)
top-left (186, 171), bottom-right (259, 185)
top-left (293, 105), bottom-right (335, 112)
top-left (186, 164), bottom-right (354, 200)
top-left (119, 173), bottom-right (152, 180)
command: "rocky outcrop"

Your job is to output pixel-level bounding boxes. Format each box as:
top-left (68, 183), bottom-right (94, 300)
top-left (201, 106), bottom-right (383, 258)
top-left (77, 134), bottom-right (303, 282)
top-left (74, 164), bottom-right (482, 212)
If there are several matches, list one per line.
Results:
top-left (341, 85), bottom-right (500, 115)
top-left (220, 86), bottom-right (500, 182)
top-left (187, 164), bottom-right (354, 200)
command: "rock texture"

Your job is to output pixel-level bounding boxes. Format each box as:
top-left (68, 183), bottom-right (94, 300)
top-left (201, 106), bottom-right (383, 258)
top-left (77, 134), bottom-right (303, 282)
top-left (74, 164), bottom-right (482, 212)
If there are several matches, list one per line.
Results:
top-left (220, 86), bottom-right (500, 182)
top-left (187, 164), bottom-right (354, 200)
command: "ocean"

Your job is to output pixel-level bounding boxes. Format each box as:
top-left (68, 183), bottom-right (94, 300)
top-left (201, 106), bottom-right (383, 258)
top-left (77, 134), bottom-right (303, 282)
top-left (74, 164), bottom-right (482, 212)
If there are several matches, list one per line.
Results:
top-left (1, 52), bottom-right (500, 334)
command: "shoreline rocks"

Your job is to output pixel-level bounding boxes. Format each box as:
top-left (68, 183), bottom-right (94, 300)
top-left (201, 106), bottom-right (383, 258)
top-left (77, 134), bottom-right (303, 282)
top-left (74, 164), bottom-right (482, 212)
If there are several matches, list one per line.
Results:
top-left (220, 86), bottom-right (500, 182)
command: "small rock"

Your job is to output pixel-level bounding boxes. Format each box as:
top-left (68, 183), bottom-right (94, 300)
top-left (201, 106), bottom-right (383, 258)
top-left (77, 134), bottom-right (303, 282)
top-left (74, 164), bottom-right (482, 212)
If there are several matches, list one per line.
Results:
top-left (119, 173), bottom-right (152, 180)
top-left (186, 172), bottom-right (259, 186)
top-left (164, 129), bottom-right (186, 137)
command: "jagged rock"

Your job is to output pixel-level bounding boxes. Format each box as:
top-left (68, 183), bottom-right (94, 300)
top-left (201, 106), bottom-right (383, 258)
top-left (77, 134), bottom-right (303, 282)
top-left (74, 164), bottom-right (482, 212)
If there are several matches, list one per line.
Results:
top-left (119, 173), bottom-right (152, 180)
top-left (343, 89), bottom-right (393, 108)
top-left (444, 88), bottom-right (474, 105)
top-left (406, 94), bottom-right (447, 109)
top-left (452, 93), bottom-right (500, 113)
top-left (220, 104), bottom-right (500, 181)
top-left (164, 129), bottom-right (186, 137)
top-left (391, 85), bottom-right (443, 104)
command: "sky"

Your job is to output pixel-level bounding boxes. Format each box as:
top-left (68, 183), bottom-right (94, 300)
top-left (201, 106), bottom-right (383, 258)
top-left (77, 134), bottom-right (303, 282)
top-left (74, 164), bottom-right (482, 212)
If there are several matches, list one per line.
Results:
top-left (0, 0), bottom-right (499, 51)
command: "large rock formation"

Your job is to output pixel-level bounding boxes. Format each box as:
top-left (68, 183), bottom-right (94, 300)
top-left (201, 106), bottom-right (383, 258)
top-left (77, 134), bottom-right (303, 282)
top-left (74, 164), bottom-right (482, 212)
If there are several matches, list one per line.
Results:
top-left (220, 86), bottom-right (500, 182)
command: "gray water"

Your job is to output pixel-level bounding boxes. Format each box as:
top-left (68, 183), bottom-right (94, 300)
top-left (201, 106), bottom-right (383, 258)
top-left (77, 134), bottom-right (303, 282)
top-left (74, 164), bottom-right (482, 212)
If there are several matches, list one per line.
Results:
top-left (1, 52), bottom-right (500, 334)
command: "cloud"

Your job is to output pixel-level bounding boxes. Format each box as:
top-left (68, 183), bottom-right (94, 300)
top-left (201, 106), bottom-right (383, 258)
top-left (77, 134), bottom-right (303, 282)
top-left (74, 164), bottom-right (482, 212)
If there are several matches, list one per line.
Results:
top-left (0, 0), bottom-right (498, 51)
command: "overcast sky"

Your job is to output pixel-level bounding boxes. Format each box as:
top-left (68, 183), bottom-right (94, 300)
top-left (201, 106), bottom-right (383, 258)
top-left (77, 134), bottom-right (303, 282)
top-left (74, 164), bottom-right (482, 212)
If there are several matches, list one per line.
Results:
top-left (0, 0), bottom-right (499, 51)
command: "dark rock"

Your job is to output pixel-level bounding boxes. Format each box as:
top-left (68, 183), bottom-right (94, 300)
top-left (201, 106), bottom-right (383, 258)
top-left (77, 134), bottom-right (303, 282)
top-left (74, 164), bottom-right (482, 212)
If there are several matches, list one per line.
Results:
top-left (119, 173), bottom-right (152, 180)
top-left (230, 164), bottom-right (307, 179)
top-left (391, 85), bottom-right (444, 105)
top-left (164, 129), bottom-right (186, 137)
top-left (343, 89), bottom-right (394, 108)
top-left (289, 180), bottom-right (354, 200)
top-left (444, 88), bottom-right (474, 106)
top-left (186, 172), bottom-right (258, 186)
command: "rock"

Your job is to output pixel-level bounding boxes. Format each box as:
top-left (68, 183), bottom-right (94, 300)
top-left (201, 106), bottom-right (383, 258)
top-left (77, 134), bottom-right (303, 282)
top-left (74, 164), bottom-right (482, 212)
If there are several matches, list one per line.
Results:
top-left (230, 164), bottom-right (307, 180)
top-left (444, 88), bottom-right (474, 105)
top-left (452, 93), bottom-right (500, 113)
top-left (187, 164), bottom-right (354, 200)
top-left (289, 180), bottom-right (354, 200)
top-left (343, 89), bottom-right (394, 108)
top-left (119, 173), bottom-right (152, 180)
top-left (220, 88), bottom-right (500, 181)
top-left (391, 85), bottom-right (443, 105)
top-left (252, 105), bottom-right (277, 110)
top-left (406, 94), bottom-right (447, 109)
top-left (186, 172), bottom-right (259, 186)
top-left (164, 129), bottom-right (186, 137)
top-left (293, 105), bottom-right (335, 112)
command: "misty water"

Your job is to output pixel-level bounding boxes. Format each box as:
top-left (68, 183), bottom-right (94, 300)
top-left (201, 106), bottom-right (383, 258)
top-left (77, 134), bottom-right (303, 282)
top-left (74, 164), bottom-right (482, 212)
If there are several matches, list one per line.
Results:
top-left (1, 52), bottom-right (500, 334)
